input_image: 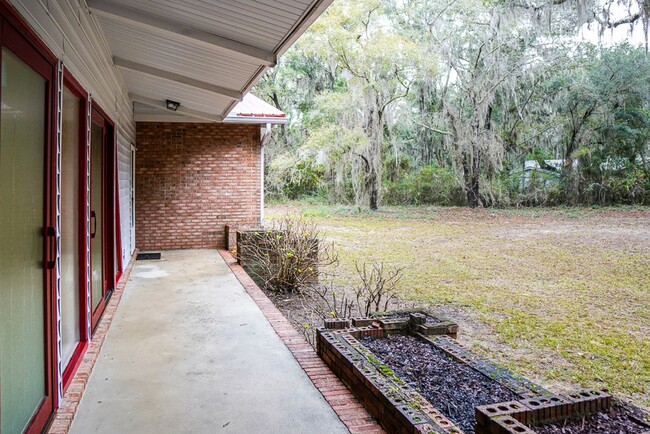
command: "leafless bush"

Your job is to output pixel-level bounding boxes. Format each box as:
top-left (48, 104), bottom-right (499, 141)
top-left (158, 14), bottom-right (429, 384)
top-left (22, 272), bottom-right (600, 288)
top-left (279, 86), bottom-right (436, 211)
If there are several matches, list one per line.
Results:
top-left (298, 260), bottom-right (404, 347)
top-left (298, 282), bottom-right (356, 347)
top-left (353, 261), bottom-right (404, 317)
top-left (301, 282), bottom-right (355, 319)
top-left (239, 217), bottom-right (405, 346)
top-left (240, 218), bottom-right (337, 292)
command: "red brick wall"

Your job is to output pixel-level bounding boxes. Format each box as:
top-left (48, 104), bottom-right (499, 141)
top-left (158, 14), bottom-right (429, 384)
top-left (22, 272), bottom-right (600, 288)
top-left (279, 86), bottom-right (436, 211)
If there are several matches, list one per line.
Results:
top-left (135, 122), bottom-right (261, 250)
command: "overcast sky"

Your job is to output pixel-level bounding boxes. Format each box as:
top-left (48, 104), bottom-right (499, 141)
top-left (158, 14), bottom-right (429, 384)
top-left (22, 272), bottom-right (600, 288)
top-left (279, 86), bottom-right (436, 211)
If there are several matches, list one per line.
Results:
top-left (580, 2), bottom-right (647, 47)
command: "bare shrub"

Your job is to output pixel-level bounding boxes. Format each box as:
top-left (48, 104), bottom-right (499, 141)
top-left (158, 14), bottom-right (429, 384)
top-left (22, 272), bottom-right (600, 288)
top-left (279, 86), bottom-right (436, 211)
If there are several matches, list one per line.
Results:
top-left (298, 260), bottom-right (404, 347)
top-left (240, 218), bottom-right (337, 292)
top-left (301, 282), bottom-right (356, 319)
top-left (239, 217), bottom-right (405, 347)
top-left (298, 282), bottom-right (356, 347)
top-left (353, 261), bottom-right (404, 317)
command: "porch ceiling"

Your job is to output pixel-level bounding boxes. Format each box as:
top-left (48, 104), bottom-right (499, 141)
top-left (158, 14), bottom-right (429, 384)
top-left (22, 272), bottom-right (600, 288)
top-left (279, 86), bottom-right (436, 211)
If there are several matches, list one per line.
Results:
top-left (88, 0), bottom-right (333, 122)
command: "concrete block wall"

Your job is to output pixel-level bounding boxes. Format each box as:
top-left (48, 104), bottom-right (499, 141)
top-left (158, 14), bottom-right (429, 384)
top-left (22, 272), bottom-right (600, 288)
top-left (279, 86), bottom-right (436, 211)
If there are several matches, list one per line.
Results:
top-left (135, 122), bottom-right (261, 250)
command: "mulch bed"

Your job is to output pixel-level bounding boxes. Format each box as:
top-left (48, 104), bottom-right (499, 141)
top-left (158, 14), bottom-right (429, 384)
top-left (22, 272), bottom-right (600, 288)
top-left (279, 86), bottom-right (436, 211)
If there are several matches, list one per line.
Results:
top-left (360, 334), bottom-right (650, 434)
top-left (534, 404), bottom-right (650, 434)
top-left (360, 334), bottom-right (519, 433)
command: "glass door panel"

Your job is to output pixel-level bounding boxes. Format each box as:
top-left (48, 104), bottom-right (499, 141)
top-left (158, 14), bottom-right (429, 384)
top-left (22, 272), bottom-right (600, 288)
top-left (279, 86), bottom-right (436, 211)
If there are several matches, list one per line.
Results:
top-left (0, 47), bottom-right (47, 434)
top-left (61, 86), bottom-right (81, 368)
top-left (91, 121), bottom-right (104, 313)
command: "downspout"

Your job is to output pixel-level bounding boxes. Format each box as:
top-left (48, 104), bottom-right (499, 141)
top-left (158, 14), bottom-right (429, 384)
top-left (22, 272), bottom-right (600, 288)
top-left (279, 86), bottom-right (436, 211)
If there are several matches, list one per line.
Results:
top-left (260, 122), bottom-right (272, 226)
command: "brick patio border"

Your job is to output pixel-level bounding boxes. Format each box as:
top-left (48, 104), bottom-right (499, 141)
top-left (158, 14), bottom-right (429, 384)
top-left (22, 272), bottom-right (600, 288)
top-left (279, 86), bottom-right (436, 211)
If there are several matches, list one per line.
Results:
top-left (219, 249), bottom-right (385, 434)
top-left (47, 251), bottom-right (138, 434)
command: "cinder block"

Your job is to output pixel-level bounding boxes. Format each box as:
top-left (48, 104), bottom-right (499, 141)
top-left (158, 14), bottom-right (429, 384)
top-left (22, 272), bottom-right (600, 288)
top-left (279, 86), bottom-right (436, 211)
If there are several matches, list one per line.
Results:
top-left (351, 317), bottom-right (374, 327)
top-left (379, 319), bottom-right (408, 331)
top-left (408, 312), bottom-right (427, 326)
top-left (475, 424), bottom-right (490, 434)
top-left (565, 389), bottom-right (612, 416)
top-left (414, 422), bottom-right (440, 433)
top-left (420, 402), bottom-right (457, 432)
top-left (476, 401), bottom-right (532, 427)
top-left (324, 318), bottom-right (352, 329)
top-left (520, 395), bottom-right (573, 423)
top-left (491, 416), bottom-right (535, 434)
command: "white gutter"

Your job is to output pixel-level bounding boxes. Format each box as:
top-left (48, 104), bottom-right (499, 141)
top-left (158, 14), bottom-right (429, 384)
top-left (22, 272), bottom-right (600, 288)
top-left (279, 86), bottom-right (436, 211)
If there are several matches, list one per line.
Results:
top-left (222, 117), bottom-right (288, 124)
top-left (260, 122), bottom-right (272, 226)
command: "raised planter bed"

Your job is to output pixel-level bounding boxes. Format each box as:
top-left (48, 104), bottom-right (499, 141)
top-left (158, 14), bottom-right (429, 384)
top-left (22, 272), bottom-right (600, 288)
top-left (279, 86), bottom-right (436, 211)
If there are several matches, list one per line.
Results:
top-left (316, 312), bottom-right (650, 434)
top-left (362, 334), bottom-right (520, 433)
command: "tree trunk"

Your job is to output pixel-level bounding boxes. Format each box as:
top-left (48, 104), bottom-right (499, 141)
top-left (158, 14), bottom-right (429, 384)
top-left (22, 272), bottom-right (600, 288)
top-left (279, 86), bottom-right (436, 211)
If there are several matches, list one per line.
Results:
top-left (562, 134), bottom-right (578, 205)
top-left (562, 102), bottom-right (597, 204)
top-left (365, 103), bottom-right (383, 210)
top-left (464, 147), bottom-right (482, 208)
top-left (464, 105), bottom-right (485, 208)
top-left (467, 178), bottom-right (481, 208)
top-left (369, 169), bottom-right (379, 210)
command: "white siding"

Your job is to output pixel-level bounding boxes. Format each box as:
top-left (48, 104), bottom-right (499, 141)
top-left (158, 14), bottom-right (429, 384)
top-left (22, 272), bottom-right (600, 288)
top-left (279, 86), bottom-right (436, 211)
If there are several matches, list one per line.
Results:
top-left (117, 130), bottom-right (134, 266)
top-left (9, 0), bottom-right (135, 140)
top-left (10, 0), bottom-right (136, 262)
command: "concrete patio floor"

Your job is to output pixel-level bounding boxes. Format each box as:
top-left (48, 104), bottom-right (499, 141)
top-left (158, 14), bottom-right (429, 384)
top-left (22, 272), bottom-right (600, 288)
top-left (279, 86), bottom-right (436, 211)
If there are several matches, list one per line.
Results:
top-left (69, 250), bottom-right (349, 434)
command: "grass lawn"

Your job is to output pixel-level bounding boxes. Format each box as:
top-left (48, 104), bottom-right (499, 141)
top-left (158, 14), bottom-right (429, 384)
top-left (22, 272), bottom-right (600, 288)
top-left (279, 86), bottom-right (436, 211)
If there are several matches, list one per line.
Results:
top-left (266, 203), bottom-right (650, 410)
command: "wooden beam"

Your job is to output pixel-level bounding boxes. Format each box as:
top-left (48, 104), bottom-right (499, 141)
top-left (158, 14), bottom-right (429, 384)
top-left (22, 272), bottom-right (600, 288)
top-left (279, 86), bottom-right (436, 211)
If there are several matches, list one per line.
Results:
top-left (88, 0), bottom-right (276, 67)
top-left (115, 57), bottom-right (242, 101)
top-left (130, 93), bottom-right (223, 123)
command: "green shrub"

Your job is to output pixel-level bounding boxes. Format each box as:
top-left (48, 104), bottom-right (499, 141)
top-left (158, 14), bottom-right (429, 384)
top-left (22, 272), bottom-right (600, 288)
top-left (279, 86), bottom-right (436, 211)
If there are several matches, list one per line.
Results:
top-left (582, 166), bottom-right (650, 205)
top-left (382, 163), bottom-right (465, 206)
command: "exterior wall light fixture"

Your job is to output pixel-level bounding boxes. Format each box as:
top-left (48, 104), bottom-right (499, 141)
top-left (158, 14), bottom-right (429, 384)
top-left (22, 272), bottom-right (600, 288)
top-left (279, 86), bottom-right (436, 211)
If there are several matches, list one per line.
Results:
top-left (166, 99), bottom-right (180, 111)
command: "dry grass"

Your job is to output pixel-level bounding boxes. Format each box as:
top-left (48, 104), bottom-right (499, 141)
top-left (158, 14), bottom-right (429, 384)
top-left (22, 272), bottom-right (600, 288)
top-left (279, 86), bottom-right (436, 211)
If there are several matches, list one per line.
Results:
top-left (266, 203), bottom-right (650, 410)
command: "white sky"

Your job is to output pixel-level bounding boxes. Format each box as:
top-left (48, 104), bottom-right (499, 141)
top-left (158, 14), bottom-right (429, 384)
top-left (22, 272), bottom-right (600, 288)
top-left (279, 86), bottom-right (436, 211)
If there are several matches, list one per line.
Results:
top-left (579, 2), bottom-right (647, 47)
top-left (581, 22), bottom-right (647, 46)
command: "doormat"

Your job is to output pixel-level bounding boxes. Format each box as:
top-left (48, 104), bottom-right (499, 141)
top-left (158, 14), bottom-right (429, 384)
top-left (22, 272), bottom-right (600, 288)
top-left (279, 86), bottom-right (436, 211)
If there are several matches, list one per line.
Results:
top-left (136, 252), bottom-right (161, 260)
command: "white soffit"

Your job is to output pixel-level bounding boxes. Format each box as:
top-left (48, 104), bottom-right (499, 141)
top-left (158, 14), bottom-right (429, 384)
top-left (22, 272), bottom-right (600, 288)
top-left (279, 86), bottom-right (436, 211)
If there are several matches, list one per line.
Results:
top-left (133, 102), bottom-right (212, 123)
top-left (88, 0), bottom-right (334, 122)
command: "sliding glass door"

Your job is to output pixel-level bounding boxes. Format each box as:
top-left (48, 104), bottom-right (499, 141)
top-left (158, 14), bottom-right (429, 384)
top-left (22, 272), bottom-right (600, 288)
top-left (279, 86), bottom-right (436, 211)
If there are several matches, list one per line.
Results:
top-left (91, 120), bottom-right (105, 317)
top-left (90, 107), bottom-right (115, 329)
top-left (0, 12), bottom-right (57, 434)
top-left (61, 77), bottom-right (88, 387)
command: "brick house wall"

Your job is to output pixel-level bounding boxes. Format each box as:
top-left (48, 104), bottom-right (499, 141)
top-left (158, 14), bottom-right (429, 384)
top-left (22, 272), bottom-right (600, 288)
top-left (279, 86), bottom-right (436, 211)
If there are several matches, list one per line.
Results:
top-left (135, 122), bottom-right (261, 250)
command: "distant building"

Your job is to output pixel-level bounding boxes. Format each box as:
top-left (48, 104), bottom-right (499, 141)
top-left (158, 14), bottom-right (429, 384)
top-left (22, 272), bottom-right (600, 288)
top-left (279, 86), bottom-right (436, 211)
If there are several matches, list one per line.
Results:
top-left (514, 159), bottom-right (577, 189)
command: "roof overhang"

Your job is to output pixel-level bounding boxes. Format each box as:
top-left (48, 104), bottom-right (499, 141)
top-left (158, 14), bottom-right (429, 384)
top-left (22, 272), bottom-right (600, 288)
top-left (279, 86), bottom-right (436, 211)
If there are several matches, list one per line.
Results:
top-left (88, 0), bottom-right (333, 123)
top-left (223, 94), bottom-right (288, 124)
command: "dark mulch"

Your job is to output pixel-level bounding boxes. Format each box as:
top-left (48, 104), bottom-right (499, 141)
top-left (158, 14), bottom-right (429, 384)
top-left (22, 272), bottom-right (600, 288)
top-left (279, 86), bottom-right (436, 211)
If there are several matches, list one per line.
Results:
top-left (360, 334), bottom-right (519, 433)
top-left (534, 404), bottom-right (650, 434)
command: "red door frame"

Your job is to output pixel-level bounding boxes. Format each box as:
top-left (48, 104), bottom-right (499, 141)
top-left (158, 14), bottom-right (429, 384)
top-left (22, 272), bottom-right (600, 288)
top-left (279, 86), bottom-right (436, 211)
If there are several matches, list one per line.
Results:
top-left (113, 126), bottom-right (123, 281)
top-left (61, 69), bottom-right (90, 392)
top-left (0, 1), bottom-right (59, 433)
top-left (90, 103), bottom-right (117, 331)
top-left (115, 158), bottom-right (124, 281)
top-left (93, 103), bottom-right (121, 286)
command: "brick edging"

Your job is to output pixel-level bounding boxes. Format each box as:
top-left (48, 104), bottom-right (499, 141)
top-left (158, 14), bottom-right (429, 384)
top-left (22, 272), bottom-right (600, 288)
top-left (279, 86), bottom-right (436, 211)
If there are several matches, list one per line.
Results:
top-left (218, 249), bottom-right (385, 434)
top-left (47, 250), bottom-right (139, 434)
